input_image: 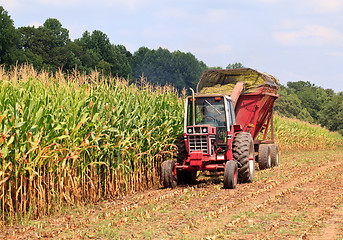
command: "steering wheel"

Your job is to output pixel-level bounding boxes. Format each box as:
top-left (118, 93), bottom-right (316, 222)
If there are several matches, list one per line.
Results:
top-left (204, 115), bottom-right (216, 122)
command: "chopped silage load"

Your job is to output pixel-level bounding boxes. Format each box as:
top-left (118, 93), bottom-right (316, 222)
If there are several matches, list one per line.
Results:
top-left (197, 68), bottom-right (279, 95)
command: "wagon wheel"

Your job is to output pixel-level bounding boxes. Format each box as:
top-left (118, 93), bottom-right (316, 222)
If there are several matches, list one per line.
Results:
top-left (223, 160), bottom-right (238, 189)
top-left (162, 160), bottom-right (177, 188)
top-left (269, 144), bottom-right (279, 167)
top-left (258, 144), bottom-right (271, 170)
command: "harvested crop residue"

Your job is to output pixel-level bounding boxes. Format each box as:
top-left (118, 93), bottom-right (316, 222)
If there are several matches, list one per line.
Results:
top-left (1, 150), bottom-right (343, 239)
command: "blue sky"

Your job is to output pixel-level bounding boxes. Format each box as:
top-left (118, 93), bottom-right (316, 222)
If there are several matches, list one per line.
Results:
top-left (2, 0), bottom-right (343, 92)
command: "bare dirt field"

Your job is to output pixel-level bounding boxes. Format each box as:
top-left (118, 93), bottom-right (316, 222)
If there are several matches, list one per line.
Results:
top-left (1, 149), bottom-right (343, 239)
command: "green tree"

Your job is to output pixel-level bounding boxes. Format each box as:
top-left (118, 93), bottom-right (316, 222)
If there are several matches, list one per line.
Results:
top-left (287, 81), bottom-right (329, 122)
top-left (131, 47), bottom-right (151, 80)
top-left (81, 30), bottom-right (113, 62)
top-left (65, 41), bottom-right (92, 73)
top-left (43, 18), bottom-right (69, 47)
top-left (112, 45), bottom-right (132, 77)
top-left (18, 26), bottom-right (48, 69)
top-left (274, 85), bottom-right (303, 118)
top-left (208, 66), bottom-right (222, 70)
top-left (97, 59), bottom-right (112, 76)
top-left (78, 30), bottom-right (131, 77)
top-left (172, 50), bottom-right (207, 90)
top-left (226, 62), bottom-right (244, 69)
top-left (297, 108), bottom-right (314, 123)
top-left (319, 94), bottom-right (343, 134)
top-left (71, 38), bottom-right (100, 72)
top-left (18, 19), bottom-right (73, 71)
top-left (131, 47), bottom-right (207, 90)
top-left (274, 81), bottom-right (343, 135)
top-left (0, 6), bottom-right (21, 65)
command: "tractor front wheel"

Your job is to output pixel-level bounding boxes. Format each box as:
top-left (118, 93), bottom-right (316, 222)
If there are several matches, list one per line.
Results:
top-left (223, 160), bottom-right (238, 189)
top-left (162, 160), bottom-right (177, 188)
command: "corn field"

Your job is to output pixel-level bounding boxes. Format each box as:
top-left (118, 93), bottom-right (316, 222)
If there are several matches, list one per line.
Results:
top-left (0, 65), bottom-right (342, 224)
top-left (0, 65), bottom-right (184, 223)
top-left (274, 115), bottom-right (343, 151)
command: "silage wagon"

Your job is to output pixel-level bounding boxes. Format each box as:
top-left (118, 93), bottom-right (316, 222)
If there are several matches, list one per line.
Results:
top-left (162, 68), bottom-right (280, 189)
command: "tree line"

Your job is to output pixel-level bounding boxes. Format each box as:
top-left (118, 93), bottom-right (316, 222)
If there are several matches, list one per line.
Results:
top-left (274, 81), bottom-right (343, 136)
top-left (0, 6), bottom-right (207, 91)
top-left (1, 5), bottom-right (343, 135)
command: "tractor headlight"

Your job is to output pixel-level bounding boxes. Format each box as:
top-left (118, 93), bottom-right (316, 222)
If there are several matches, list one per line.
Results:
top-left (187, 127), bottom-right (193, 134)
top-left (202, 127), bottom-right (208, 133)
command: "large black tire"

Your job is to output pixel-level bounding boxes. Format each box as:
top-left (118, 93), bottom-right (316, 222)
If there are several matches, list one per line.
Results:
top-left (258, 144), bottom-right (271, 170)
top-left (232, 132), bottom-right (255, 183)
top-left (173, 135), bottom-right (187, 165)
top-left (269, 144), bottom-right (279, 167)
top-left (223, 160), bottom-right (238, 189)
top-left (161, 160), bottom-right (177, 188)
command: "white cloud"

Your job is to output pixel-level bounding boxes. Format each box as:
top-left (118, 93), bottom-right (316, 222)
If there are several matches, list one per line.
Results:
top-left (156, 7), bottom-right (189, 20)
top-left (36, 0), bottom-right (146, 10)
top-left (27, 21), bottom-right (43, 28)
top-left (192, 44), bottom-right (233, 56)
top-left (157, 7), bottom-right (232, 28)
top-left (67, 23), bottom-right (88, 40)
top-left (214, 44), bottom-right (233, 53)
top-left (328, 52), bottom-right (343, 57)
top-left (206, 9), bottom-right (228, 23)
top-left (307, 0), bottom-right (343, 14)
top-left (278, 19), bottom-right (298, 29)
top-left (187, 43), bottom-right (233, 68)
top-left (1, 0), bottom-right (24, 11)
top-left (36, 0), bottom-right (79, 6)
top-left (253, 0), bottom-right (280, 3)
top-left (141, 24), bottom-right (179, 41)
top-left (273, 25), bottom-right (343, 46)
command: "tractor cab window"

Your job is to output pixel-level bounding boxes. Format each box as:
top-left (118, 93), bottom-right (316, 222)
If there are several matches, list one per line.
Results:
top-left (226, 98), bottom-right (236, 126)
top-left (187, 97), bottom-right (226, 127)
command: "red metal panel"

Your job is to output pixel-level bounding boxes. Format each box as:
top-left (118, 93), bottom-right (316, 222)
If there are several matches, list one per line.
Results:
top-left (234, 86), bottom-right (278, 141)
top-left (190, 151), bottom-right (203, 166)
top-left (230, 82), bottom-right (245, 107)
top-left (235, 94), bottom-right (261, 134)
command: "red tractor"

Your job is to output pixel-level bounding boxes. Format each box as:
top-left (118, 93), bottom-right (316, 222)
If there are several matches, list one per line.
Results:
top-left (162, 68), bottom-right (280, 189)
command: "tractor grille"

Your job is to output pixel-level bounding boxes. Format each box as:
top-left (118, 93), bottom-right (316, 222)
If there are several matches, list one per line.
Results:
top-left (189, 135), bottom-right (208, 154)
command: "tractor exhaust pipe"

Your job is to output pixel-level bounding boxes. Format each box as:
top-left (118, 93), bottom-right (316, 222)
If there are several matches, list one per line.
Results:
top-left (190, 88), bottom-right (195, 125)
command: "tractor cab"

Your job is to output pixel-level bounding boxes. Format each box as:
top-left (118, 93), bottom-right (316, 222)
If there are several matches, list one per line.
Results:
top-left (182, 94), bottom-right (236, 168)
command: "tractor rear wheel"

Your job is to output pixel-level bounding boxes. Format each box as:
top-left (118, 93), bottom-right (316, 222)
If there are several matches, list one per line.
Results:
top-left (232, 132), bottom-right (255, 183)
top-left (162, 160), bottom-right (177, 188)
top-left (258, 144), bottom-right (271, 170)
top-left (269, 144), bottom-right (279, 167)
top-left (223, 160), bottom-right (238, 189)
